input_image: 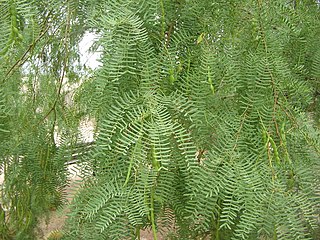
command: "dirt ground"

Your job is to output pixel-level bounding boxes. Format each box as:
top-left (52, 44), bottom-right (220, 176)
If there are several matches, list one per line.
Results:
top-left (37, 174), bottom-right (79, 240)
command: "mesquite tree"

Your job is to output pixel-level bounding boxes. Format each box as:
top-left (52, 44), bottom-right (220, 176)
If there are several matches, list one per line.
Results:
top-left (0, 0), bottom-right (320, 239)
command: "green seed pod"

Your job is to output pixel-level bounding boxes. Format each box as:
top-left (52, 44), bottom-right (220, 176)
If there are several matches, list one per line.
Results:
top-left (197, 32), bottom-right (205, 44)
top-left (269, 137), bottom-right (280, 164)
top-left (169, 69), bottom-right (175, 84)
top-left (18, 33), bottom-right (23, 40)
top-left (210, 83), bottom-right (215, 94)
top-left (262, 129), bottom-right (267, 144)
top-left (285, 153), bottom-right (291, 165)
top-left (13, 26), bottom-right (19, 35)
top-left (11, 14), bottom-right (17, 27)
top-left (10, 6), bottom-right (16, 17)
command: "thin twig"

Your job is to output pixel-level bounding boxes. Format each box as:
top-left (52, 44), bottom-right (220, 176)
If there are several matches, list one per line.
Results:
top-left (42, 4), bottom-right (71, 122)
top-left (4, 10), bottom-right (53, 80)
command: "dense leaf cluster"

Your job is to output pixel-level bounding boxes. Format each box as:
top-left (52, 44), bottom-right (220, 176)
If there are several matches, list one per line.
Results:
top-left (0, 0), bottom-right (319, 239)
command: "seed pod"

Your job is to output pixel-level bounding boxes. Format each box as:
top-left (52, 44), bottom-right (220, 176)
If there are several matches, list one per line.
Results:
top-left (262, 129), bottom-right (267, 144)
top-left (18, 33), bottom-right (24, 41)
top-left (197, 33), bottom-right (205, 44)
top-left (11, 14), bottom-right (17, 27)
top-left (169, 69), bottom-right (175, 84)
top-left (210, 83), bottom-right (215, 94)
top-left (13, 26), bottom-right (19, 35)
top-left (269, 137), bottom-right (280, 164)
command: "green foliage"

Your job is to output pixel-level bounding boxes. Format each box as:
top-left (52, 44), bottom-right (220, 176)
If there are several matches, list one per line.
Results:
top-left (0, 0), bottom-right (88, 238)
top-left (0, 0), bottom-right (319, 239)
